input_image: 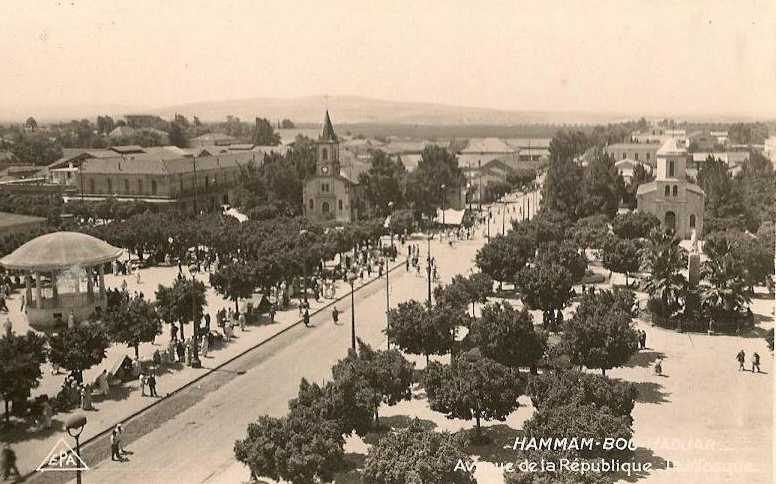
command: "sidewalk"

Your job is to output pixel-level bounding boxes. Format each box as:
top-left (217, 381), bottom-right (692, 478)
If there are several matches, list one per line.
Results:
top-left (4, 254), bottom-right (405, 476)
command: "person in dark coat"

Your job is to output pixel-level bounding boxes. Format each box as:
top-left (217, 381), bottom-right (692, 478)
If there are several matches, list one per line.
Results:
top-left (148, 373), bottom-right (158, 397)
top-left (303, 309), bottom-right (310, 327)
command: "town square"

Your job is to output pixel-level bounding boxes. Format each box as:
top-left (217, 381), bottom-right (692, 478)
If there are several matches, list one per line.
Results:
top-left (0, 2), bottom-right (774, 484)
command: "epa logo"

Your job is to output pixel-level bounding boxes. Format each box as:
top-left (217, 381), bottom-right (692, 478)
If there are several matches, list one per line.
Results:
top-left (36, 438), bottom-right (89, 472)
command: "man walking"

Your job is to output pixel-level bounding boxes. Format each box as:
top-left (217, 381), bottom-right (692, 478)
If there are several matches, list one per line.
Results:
top-left (332, 307), bottom-right (340, 325)
top-left (1, 444), bottom-right (20, 481)
top-left (111, 426), bottom-right (123, 461)
top-left (736, 350), bottom-right (746, 371)
top-left (148, 373), bottom-right (158, 397)
top-left (752, 352), bottom-right (761, 373)
top-left (303, 308), bottom-right (310, 327)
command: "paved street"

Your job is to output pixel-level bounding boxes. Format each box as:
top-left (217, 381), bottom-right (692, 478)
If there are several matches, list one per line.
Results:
top-left (61, 232), bottom-right (486, 484)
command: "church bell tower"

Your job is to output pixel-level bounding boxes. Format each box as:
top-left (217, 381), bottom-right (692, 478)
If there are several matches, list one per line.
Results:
top-left (316, 111), bottom-right (340, 177)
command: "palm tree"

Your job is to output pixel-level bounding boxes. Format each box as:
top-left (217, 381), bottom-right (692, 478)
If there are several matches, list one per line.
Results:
top-left (640, 229), bottom-right (687, 316)
top-left (701, 240), bottom-right (750, 316)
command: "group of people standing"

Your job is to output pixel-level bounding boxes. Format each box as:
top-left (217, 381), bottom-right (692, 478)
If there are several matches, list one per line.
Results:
top-left (736, 349), bottom-right (761, 373)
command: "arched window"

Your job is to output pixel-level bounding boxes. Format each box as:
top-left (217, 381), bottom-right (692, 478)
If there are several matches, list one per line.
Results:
top-left (89, 178), bottom-right (95, 193)
top-left (138, 179), bottom-right (143, 193)
top-left (672, 185), bottom-right (678, 197)
top-left (664, 186), bottom-right (670, 197)
top-left (669, 160), bottom-right (675, 177)
top-left (124, 179), bottom-right (130, 193)
top-left (664, 211), bottom-right (676, 231)
top-left (689, 214), bottom-right (696, 228)
top-left (322, 147), bottom-right (328, 161)
top-left (107, 179), bottom-right (113, 193)
top-left (338, 199), bottom-right (343, 211)
top-left (308, 199), bottom-right (314, 210)
top-left (322, 201), bottom-right (330, 214)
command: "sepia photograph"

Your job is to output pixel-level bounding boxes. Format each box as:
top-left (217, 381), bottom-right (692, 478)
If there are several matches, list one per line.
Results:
top-left (0, 1), bottom-right (774, 483)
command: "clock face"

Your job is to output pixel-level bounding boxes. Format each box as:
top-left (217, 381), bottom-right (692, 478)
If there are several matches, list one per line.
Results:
top-left (322, 166), bottom-right (329, 174)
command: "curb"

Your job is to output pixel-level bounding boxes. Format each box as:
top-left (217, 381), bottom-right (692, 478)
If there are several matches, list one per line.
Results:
top-left (18, 257), bottom-right (406, 483)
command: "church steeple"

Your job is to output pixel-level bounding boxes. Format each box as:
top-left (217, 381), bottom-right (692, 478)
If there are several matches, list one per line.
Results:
top-left (321, 110), bottom-right (338, 142)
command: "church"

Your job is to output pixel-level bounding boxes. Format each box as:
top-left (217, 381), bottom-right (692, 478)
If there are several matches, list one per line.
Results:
top-left (302, 111), bottom-right (364, 223)
top-left (636, 138), bottom-right (705, 239)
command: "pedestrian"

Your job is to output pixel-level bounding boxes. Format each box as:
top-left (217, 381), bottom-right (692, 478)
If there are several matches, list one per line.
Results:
top-left (121, 279), bottom-right (128, 293)
top-left (201, 333), bottom-right (209, 357)
top-left (138, 373), bottom-right (147, 397)
top-left (405, 259), bottom-right (410, 272)
top-left (332, 307), bottom-right (340, 325)
top-left (639, 331), bottom-right (646, 350)
top-left (38, 398), bottom-right (53, 430)
top-left (97, 369), bottom-right (110, 396)
top-left (752, 352), bottom-right (761, 373)
top-left (303, 308), bottom-right (310, 327)
top-left (654, 358), bottom-right (663, 376)
top-left (81, 384), bottom-right (93, 410)
top-left (0, 294), bottom-right (7, 313)
top-left (110, 426), bottom-right (122, 461)
top-left (269, 303), bottom-right (276, 323)
top-left (176, 340), bottom-right (185, 361)
top-left (1, 444), bottom-right (20, 481)
top-left (2, 317), bottom-right (11, 337)
top-left (736, 350), bottom-right (746, 371)
top-left (148, 373), bottom-right (158, 397)
top-left (238, 311), bottom-right (246, 331)
top-left (135, 266), bottom-right (141, 285)
top-left (170, 323), bottom-right (178, 342)
top-left (67, 311), bottom-right (76, 328)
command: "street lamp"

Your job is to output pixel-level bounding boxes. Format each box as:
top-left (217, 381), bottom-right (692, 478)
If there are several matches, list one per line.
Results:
top-left (299, 229), bottom-right (309, 302)
top-left (426, 234), bottom-right (433, 307)
top-left (65, 414), bottom-right (87, 484)
top-left (190, 270), bottom-right (202, 369)
top-left (441, 184), bottom-right (446, 226)
top-left (502, 201), bottom-right (507, 236)
top-left (347, 271), bottom-right (358, 351)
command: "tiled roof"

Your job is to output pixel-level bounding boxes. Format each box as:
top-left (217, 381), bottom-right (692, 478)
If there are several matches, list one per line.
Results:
top-left (462, 138), bottom-right (515, 154)
top-left (81, 151), bottom-right (258, 176)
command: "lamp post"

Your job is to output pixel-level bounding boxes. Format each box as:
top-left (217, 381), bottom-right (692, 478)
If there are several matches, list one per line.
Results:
top-left (65, 415), bottom-right (87, 484)
top-left (426, 234), bottom-right (433, 307)
top-left (441, 184), bottom-right (446, 226)
top-left (190, 270), bottom-right (201, 369)
top-left (487, 208), bottom-right (492, 239)
top-left (502, 201), bottom-right (507, 236)
top-left (299, 229), bottom-right (309, 302)
top-left (347, 271), bottom-right (357, 351)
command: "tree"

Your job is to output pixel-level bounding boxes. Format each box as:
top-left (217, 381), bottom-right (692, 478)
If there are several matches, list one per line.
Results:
top-left (570, 214), bottom-right (610, 250)
top-left (281, 119), bottom-right (295, 129)
top-left (612, 211), bottom-right (660, 239)
top-left (640, 229), bottom-right (687, 317)
top-left (535, 241), bottom-right (587, 283)
top-left (527, 370), bottom-right (638, 422)
top-left (475, 231), bottom-right (534, 288)
top-left (515, 262), bottom-right (574, 328)
top-left (578, 147), bottom-right (624, 219)
top-left (168, 122), bottom-right (188, 148)
top-left (701, 241), bottom-right (751, 318)
top-left (560, 294), bottom-right (639, 375)
top-left (96, 115), bottom-right (115, 134)
top-left (386, 300), bottom-right (458, 364)
top-left (423, 350), bottom-right (523, 435)
top-left (331, 341), bottom-right (414, 425)
top-left (406, 145), bottom-right (463, 217)
top-left (522, 403), bottom-right (633, 461)
top-left (358, 150), bottom-right (406, 215)
top-left (506, 167), bottom-right (537, 190)
top-left (467, 302), bottom-right (546, 373)
top-left (541, 130), bottom-right (588, 219)
top-left (362, 421), bottom-right (476, 484)
top-left (254, 117), bottom-right (281, 146)
top-left (234, 413), bottom-right (344, 484)
top-left (25, 116), bottom-right (38, 131)
top-left (209, 263), bottom-right (257, 312)
top-left (601, 236), bottom-right (641, 286)
top-left (698, 156), bottom-right (757, 232)
top-left (154, 277), bottom-right (207, 340)
top-left (289, 377), bottom-right (373, 437)
top-left (103, 297), bottom-right (162, 358)
top-left (10, 135), bottom-right (63, 165)
top-left (0, 331), bottom-right (48, 424)
top-left (48, 324), bottom-right (110, 383)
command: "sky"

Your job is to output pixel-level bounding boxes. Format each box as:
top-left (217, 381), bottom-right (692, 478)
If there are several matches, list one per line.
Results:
top-left (1, 0), bottom-right (775, 120)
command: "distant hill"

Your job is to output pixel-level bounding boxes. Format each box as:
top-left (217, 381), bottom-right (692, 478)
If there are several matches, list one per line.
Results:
top-left (150, 95), bottom-right (632, 126)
